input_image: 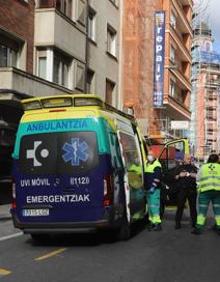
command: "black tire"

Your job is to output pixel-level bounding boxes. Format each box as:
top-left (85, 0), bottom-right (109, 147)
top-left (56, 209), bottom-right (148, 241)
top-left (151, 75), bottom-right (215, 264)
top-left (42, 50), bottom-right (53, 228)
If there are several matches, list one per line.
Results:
top-left (160, 202), bottom-right (165, 219)
top-left (116, 212), bottom-right (131, 241)
top-left (30, 234), bottom-right (50, 242)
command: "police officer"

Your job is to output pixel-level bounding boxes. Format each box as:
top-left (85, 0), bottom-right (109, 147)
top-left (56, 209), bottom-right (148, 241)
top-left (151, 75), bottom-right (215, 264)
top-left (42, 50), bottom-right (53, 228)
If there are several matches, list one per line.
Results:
top-left (145, 150), bottom-right (162, 231)
top-left (192, 153), bottom-right (220, 235)
top-left (174, 155), bottom-right (197, 229)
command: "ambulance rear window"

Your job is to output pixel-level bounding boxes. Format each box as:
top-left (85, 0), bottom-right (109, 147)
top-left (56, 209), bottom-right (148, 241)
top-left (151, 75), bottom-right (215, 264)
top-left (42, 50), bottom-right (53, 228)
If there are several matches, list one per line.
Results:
top-left (19, 132), bottom-right (98, 174)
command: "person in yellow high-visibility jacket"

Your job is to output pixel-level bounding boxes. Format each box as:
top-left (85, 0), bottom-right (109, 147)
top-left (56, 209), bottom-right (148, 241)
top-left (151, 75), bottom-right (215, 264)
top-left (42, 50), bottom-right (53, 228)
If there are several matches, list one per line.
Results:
top-left (144, 151), bottom-right (162, 231)
top-left (192, 153), bottom-right (220, 235)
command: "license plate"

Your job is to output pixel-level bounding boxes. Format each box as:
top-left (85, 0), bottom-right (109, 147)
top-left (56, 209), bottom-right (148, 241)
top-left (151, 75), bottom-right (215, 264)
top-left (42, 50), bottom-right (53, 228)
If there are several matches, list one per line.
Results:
top-left (22, 209), bottom-right (49, 217)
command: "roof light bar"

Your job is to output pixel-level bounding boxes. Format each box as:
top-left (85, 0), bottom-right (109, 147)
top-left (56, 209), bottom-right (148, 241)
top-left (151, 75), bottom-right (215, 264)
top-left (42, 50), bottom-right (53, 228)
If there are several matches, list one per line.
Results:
top-left (23, 101), bottom-right (41, 111)
top-left (74, 97), bottom-right (103, 107)
top-left (42, 97), bottom-right (72, 108)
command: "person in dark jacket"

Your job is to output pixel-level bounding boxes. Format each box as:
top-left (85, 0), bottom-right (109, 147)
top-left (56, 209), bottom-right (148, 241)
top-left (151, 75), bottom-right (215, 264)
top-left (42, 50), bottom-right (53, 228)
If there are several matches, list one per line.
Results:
top-left (162, 158), bottom-right (184, 207)
top-left (174, 155), bottom-right (197, 229)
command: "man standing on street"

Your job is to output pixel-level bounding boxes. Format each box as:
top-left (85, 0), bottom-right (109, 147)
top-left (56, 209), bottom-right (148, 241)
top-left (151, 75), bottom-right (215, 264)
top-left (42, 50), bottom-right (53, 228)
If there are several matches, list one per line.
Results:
top-left (174, 155), bottom-right (197, 229)
top-left (145, 150), bottom-right (162, 231)
top-left (192, 153), bottom-right (220, 235)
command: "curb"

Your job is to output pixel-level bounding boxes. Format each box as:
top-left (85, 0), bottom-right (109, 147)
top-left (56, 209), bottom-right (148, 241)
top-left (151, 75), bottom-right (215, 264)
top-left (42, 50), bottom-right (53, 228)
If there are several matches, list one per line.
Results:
top-left (0, 216), bottom-right (12, 221)
top-left (0, 205), bottom-right (11, 221)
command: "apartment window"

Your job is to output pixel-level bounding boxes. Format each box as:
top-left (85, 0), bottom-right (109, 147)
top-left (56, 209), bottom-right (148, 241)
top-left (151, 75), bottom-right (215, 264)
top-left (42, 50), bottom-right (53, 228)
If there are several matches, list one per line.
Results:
top-left (77, 0), bottom-right (86, 25)
top-left (36, 48), bottom-right (71, 87)
top-left (86, 69), bottom-right (95, 93)
top-left (107, 25), bottom-right (117, 57)
top-left (76, 63), bottom-right (85, 91)
top-left (105, 79), bottom-right (115, 105)
top-left (170, 46), bottom-right (175, 63)
top-left (37, 49), bottom-right (47, 79)
top-left (170, 13), bottom-right (176, 29)
top-left (37, 0), bottom-right (54, 8)
top-left (0, 44), bottom-right (18, 68)
top-left (53, 52), bottom-right (70, 87)
top-left (170, 80), bottom-right (175, 97)
top-left (207, 128), bottom-right (214, 135)
top-left (88, 7), bottom-right (96, 42)
top-left (56, 0), bottom-right (72, 18)
top-left (38, 57), bottom-right (46, 79)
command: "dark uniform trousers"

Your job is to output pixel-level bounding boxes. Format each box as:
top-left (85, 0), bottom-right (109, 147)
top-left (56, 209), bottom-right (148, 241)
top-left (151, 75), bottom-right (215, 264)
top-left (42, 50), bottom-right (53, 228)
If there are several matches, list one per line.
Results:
top-left (175, 188), bottom-right (197, 226)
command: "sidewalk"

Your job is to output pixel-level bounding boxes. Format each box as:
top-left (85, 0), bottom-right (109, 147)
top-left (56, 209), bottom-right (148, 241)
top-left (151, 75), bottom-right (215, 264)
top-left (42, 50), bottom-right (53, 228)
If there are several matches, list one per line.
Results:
top-left (0, 204), bottom-right (12, 221)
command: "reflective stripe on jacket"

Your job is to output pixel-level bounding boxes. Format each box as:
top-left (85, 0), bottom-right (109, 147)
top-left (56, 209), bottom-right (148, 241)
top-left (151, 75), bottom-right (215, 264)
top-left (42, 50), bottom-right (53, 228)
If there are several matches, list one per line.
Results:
top-left (198, 163), bottom-right (220, 192)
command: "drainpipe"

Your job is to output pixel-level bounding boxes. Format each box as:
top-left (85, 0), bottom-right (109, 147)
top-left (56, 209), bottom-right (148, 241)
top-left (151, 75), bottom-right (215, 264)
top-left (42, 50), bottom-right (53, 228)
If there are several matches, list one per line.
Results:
top-left (84, 0), bottom-right (89, 93)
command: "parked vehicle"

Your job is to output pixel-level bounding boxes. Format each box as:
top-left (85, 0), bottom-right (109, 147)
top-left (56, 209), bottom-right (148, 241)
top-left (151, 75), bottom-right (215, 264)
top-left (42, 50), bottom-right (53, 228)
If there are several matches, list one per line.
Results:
top-left (0, 103), bottom-right (23, 204)
top-left (11, 94), bottom-right (147, 240)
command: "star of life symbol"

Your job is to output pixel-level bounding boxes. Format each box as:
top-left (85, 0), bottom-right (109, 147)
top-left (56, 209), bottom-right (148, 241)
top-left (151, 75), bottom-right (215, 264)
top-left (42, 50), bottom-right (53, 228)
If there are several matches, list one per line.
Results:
top-left (62, 138), bottom-right (89, 166)
top-left (26, 141), bottom-right (49, 167)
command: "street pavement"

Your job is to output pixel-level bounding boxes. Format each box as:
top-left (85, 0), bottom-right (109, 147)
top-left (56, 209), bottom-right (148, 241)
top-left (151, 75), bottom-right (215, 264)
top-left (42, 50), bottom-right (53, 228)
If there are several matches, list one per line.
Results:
top-left (0, 204), bottom-right (22, 239)
top-left (0, 204), bottom-right (215, 239)
top-left (0, 205), bottom-right (219, 282)
top-left (0, 204), bottom-right (11, 221)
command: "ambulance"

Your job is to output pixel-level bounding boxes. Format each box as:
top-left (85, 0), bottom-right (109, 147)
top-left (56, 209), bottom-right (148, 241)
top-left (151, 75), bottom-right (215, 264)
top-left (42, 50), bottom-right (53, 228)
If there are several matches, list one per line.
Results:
top-left (11, 94), bottom-right (147, 241)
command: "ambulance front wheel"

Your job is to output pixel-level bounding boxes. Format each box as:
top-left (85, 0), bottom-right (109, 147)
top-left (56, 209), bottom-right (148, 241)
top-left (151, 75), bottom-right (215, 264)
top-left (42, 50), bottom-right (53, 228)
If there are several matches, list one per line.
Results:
top-left (116, 210), bottom-right (131, 241)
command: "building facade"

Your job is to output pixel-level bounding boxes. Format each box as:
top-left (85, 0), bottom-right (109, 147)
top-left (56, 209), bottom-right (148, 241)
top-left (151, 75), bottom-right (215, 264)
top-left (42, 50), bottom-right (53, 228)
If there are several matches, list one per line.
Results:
top-left (122, 0), bottom-right (193, 139)
top-left (87, 0), bottom-right (121, 106)
top-left (0, 0), bottom-right (122, 100)
top-left (191, 22), bottom-right (220, 159)
top-left (0, 0), bottom-right (122, 187)
top-left (0, 0), bottom-right (73, 96)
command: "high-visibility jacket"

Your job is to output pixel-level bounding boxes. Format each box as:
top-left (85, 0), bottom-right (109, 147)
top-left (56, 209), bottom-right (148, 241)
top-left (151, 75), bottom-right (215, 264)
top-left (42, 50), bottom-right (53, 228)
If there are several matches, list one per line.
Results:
top-left (197, 163), bottom-right (220, 192)
top-left (144, 159), bottom-right (162, 190)
top-left (128, 163), bottom-right (142, 175)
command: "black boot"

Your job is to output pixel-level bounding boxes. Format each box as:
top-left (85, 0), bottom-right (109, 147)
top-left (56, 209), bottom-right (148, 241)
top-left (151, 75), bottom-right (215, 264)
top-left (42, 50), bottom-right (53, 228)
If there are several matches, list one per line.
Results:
top-left (175, 222), bottom-right (181, 229)
top-left (191, 228), bottom-right (202, 235)
top-left (147, 222), bottom-right (154, 231)
top-left (213, 225), bottom-right (220, 235)
top-left (153, 223), bottom-right (162, 231)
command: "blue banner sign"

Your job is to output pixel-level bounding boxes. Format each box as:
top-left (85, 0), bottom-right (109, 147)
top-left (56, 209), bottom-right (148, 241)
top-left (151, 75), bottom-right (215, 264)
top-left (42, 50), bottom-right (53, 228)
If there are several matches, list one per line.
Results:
top-left (153, 11), bottom-right (166, 108)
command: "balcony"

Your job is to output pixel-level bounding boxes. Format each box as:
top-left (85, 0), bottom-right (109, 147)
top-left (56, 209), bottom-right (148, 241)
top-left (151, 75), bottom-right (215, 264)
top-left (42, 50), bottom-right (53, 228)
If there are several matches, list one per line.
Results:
top-left (171, 0), bottom-right (192, 36)
top-left (37, 0), bottom-right (73, 19)
top-left (0, 67), bottom-right (73, 97)
top-left (36, 0), bottom-right (86, 25)
top-left (168, 66), bottom-right (191, 92)
top-left (35, 7), bottom-right (86, 61)
top-left (206, 105), bottom-right (216, 110)
top-left (170, 30), bottom-right (191, 63)
top-left (206, 94), bottom-right (217, 101)
top-left (206, 115), bottom-right (217, 121)
top-left (179, 0), bottom-right (193, 7)
top-left (205, 80), bottom-right (220, 89)
top-left (163, 95), bottom-right (191, 120)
